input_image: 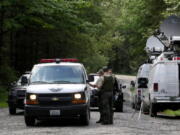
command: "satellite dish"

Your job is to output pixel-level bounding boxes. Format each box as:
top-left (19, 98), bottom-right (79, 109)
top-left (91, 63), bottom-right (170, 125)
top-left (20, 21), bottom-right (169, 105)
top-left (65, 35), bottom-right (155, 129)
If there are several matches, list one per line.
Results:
top-left (145, 36), bottom-right (164, 55)
top-left (160, 15), bottom-right (180, 38)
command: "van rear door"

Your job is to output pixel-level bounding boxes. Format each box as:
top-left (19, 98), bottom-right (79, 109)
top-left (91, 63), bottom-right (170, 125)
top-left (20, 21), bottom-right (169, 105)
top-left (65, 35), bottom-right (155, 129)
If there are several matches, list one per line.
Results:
top-left (164, 63), bottom-right (179, 97)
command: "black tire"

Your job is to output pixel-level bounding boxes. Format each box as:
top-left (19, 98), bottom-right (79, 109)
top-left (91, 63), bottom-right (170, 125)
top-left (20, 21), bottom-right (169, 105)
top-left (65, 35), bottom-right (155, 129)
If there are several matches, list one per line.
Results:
top-left (25, 116), bottom-right (35, 126)
top-left (9, 106), bottom-right (16, 115)
top-left (131, 102), bottom-right (135, 109)
top-left (80, 109), bottom-right (90, 125)
top-left (142, 101), bottom-right (149, 114)
top-left (134, 96), bottom-right (140, 110)
top-left (149, 103), bottom-right (157, 117)
top-left (115, 102), bottom-right (123, 112)
top-left (115, 94), bottom-right (123, 112)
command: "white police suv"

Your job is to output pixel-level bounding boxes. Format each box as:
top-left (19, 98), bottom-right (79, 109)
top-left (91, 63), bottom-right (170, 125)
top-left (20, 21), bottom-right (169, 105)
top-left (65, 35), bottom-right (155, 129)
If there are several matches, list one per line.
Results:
top-left (24, 59), bottom-right (91, 126)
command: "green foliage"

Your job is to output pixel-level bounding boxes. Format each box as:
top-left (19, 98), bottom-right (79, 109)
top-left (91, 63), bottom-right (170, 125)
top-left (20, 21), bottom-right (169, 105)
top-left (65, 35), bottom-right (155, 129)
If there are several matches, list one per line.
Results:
top-left (0, 86), bottom-right (8, 108)
top-left (162, 109), bottom-right (180, 117)
top-left (0, 0), bottom-right (180, 84)
top-left (101, 0), bottom-right (166, 73)
top-left (0, 65), bottom-right (17, 86)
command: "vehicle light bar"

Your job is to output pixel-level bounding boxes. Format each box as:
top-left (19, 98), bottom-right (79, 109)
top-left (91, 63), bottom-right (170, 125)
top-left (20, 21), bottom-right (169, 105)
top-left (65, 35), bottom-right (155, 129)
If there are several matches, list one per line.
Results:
top-left (61, 58), bottom-right (79, 62)
top-left (40, 58), bottom-right (79, 63)
top-left (173, 57), bottom-right (180, 60)
top-left (40, 59), bottom-right (55, 63)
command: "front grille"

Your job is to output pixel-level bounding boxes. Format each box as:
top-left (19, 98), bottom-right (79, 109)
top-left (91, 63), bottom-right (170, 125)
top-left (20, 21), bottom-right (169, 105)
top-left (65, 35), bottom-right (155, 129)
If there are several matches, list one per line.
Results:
top-left (38, 93), bottom-right (72, 98)
top-left (38, 93), bottom-right (73, 106)
top-left (17, 90), bottom-right (26, 97)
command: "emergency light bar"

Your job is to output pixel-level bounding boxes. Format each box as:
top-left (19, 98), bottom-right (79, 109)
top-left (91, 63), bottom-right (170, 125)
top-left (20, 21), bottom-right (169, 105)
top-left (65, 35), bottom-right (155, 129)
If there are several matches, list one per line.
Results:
top-left (40, 58), bottom-right (79, 63)
top-left (173, 57), bottom-right (180, 60)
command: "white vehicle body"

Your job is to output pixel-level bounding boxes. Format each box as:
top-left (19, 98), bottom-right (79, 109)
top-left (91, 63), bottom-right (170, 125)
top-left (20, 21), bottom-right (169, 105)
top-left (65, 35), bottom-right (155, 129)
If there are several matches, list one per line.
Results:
top-left (24, 60), bottom-right (91, 126)
top-left (132, 63), bottom-right (151, 109)
top-left (144, 53), bottom-right (180, 116)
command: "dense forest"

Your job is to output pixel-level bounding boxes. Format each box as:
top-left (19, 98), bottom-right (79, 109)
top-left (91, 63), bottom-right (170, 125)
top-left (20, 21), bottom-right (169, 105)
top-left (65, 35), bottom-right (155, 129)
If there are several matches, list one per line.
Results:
top-left (0, 0), bottom-right (180, 89)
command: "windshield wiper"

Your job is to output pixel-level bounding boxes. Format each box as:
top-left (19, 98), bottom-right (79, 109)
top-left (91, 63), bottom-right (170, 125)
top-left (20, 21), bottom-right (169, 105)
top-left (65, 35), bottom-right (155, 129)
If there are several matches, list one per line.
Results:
top-left (51, 81), bottom-right (72, 84)
top-left (31, 81), bottom-right (50, 84)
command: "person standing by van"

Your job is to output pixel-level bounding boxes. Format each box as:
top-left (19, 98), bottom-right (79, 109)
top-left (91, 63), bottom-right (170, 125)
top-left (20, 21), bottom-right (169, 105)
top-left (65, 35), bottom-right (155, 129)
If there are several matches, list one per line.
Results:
top-left (89, 69), bottom-right (104, 123)
top-left (90, 67), bottom-right (115, 124)
top-left (101, 67), bottom-right (115, 124)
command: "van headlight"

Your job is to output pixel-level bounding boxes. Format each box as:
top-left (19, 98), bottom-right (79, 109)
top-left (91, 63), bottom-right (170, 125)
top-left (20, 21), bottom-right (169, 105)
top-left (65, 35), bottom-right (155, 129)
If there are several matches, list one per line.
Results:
top-left (74, 93), bottom-right (82, 99)
top-left (25, 93), bottom-right (38, 105)
top-left (30, 94), bottom-right (37, 100)
top-left (72, 93), bottom-right (86, 104)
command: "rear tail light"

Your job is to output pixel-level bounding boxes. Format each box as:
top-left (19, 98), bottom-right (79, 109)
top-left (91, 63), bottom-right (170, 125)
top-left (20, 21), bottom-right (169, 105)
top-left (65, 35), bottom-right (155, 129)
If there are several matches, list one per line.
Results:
top-left (138, 90), bottom-right (141, 96)
top-left (153, 83), bottom-right (158, 92)
top-left (173, 57), bottom-right (180, 60)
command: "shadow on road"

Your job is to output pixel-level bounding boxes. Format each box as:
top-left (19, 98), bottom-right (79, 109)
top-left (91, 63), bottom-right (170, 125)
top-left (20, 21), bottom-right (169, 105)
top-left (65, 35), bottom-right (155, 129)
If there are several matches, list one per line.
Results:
top-left (34, 118), bottom-right (88, 127)
top-left (156, 115), bottom-right (180, 120)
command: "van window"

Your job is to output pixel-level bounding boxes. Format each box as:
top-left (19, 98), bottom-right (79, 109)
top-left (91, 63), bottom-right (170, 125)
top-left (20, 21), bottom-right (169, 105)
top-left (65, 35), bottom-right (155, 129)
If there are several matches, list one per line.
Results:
top-left (138, 78), bottom-right (148, 88)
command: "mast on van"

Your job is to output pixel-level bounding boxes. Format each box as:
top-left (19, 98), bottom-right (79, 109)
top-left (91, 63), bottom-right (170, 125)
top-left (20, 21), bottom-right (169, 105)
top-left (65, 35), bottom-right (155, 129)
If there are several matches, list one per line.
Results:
top-left (145, 15), bottom-right (180, 60)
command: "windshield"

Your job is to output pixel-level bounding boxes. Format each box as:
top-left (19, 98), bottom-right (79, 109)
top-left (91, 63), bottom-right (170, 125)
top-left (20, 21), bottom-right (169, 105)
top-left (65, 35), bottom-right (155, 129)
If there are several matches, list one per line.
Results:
top-left (30, 65), bottom-right (85, 84)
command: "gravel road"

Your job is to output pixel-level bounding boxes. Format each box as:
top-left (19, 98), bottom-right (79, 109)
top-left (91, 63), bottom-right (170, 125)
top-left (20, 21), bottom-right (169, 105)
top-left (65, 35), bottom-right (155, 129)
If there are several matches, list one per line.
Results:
top-left (0, 75), bottom-right (180, 135)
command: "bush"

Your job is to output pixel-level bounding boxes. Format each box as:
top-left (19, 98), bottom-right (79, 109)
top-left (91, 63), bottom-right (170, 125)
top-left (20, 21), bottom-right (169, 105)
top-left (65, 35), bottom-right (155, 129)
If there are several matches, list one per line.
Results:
top-left (0, 65), bottom-right (17, 107)
top-left (0, 86), bottom-right (8, 108)
top-left (0, 65), bottom-right (17, 86)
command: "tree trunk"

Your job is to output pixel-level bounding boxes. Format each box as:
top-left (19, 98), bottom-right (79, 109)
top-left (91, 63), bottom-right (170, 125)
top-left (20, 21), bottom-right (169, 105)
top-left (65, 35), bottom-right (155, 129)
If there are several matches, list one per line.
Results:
top-left (0, 6), bottom-right (4, 65)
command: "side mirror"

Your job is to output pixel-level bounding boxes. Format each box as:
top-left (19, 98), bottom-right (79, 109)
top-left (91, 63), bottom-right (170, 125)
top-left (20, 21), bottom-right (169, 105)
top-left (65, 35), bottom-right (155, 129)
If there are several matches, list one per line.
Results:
top-left (130, 81), bottom-right (135, 87)
top-left (10, 81), bottom-right (16, 86)
top-left (119, 84), bottom-right (126, 89)
top-left (88, 75), bottom-right (94, 82)
top-left (21, 76), bottom-right (28, 85)
top-left (122, 85), bottom-right (126, 89)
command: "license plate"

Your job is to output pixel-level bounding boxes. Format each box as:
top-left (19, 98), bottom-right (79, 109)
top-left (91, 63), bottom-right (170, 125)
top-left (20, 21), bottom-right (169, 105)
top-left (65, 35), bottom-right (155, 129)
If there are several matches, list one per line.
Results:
top-left (50, 110), bottom-right (61, 116)
top-left (170, 97), bottom-right (176, 101)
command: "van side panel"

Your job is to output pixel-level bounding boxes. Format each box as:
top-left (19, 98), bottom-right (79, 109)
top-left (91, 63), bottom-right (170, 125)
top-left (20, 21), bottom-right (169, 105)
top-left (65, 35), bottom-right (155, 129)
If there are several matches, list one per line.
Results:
top-left (165, 63), bottom-right (179, 96)
top-left (150, 63), bottom-right (179, 98)
top-left (178, 64), bottom-right (180, 97)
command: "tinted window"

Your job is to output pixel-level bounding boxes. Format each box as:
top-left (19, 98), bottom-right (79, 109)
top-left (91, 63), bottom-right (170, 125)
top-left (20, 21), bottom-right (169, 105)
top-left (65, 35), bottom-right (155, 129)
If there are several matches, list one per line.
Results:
top-left (138, 78), bottom-right (148, 88)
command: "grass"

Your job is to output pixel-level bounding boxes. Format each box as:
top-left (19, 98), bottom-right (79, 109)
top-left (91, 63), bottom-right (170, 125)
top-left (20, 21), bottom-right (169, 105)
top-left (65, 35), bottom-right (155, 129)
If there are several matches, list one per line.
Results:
top-left (162, 109), bottom-right (180, 117)
top-left (0, 86), bottom-right (8, 108)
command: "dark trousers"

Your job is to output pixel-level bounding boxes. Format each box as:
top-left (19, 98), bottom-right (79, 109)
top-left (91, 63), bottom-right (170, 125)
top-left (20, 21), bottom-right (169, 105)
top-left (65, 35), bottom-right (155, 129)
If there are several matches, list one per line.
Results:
top-left (100, 92), bottom-right (114, 124)
top-left (97, 91), bottom-right (102, 121)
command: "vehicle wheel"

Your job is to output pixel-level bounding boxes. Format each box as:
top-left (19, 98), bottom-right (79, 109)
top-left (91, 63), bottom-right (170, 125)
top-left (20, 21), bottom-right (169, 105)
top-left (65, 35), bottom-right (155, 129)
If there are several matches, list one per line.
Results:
top-left (134, 97), bottom-right (140, 110)
top-left (25, 116), bottom-right (35, 126)
top-left (80, 109), bottom-right (90, 125)
top-left (9, 106), bottom-right (16, 115)
top-left (142, 101), bottom-right (149, 114)
top-left (131, 102), bottom-right (135, 109)
top-left (115, 102), bottom-right (123, 112)
top-left (149, 103), bottom-right (157, 117)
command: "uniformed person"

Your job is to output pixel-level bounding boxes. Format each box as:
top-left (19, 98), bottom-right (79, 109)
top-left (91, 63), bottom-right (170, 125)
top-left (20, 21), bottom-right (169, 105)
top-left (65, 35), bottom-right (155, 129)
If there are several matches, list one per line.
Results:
top-left (100, 67), bottom-right (115, 124)
top-left (89, 67), bottom-right (115, 124)
top-left (95, 69), bottom-right (104, 123)
top-left (89, 69), bottom-right (104, 123)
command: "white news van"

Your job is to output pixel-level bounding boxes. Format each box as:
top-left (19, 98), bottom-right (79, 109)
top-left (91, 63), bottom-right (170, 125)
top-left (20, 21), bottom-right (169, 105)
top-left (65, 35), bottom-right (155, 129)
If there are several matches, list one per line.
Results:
top-left (143, 52), bottom-right (180, 116)
top-left (131, 63), bottom-right (151, 110)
